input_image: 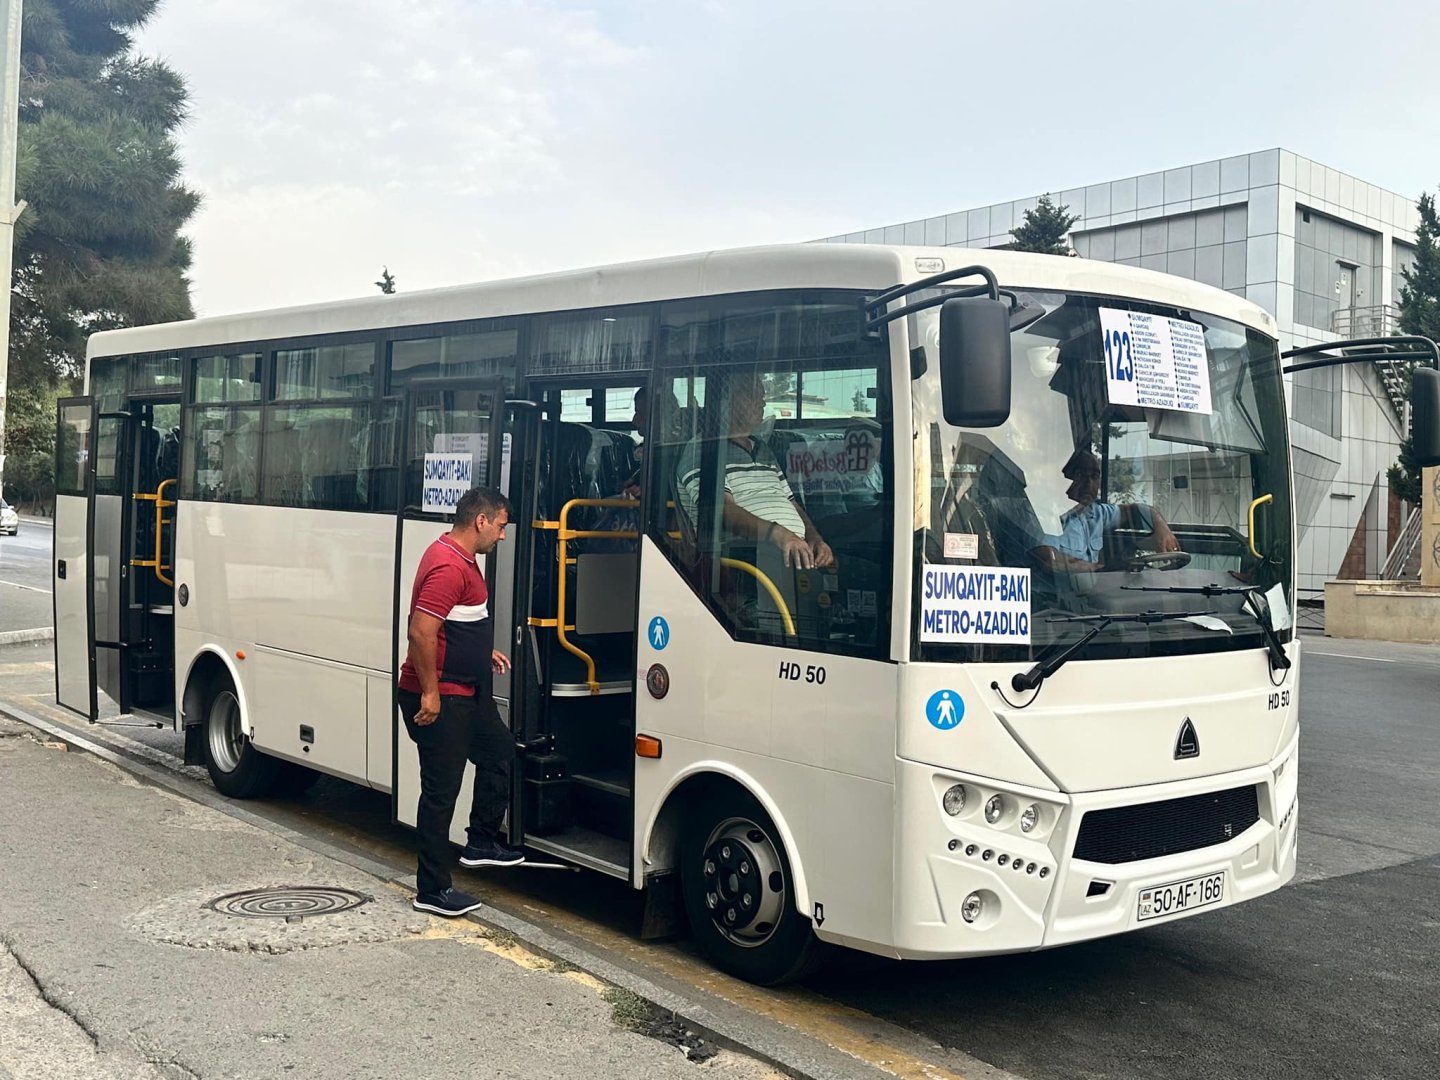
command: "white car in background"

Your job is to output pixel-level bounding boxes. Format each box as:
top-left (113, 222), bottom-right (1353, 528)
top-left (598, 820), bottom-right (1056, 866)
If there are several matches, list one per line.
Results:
top-left (0, 500), bottom-right (18, 536)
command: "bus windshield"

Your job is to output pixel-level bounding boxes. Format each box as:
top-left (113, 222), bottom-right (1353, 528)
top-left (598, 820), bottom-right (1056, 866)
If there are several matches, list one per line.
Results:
top-left (913, 290), bottom-right (1292, 664)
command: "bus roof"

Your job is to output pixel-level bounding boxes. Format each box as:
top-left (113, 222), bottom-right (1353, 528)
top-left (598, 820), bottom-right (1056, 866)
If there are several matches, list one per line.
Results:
top-left (86, 243), bottom-right (1278, 360)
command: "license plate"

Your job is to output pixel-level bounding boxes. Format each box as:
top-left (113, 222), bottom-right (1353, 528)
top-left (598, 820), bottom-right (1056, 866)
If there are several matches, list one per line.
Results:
top-left (1137, 871), bottom-right (1225, 922)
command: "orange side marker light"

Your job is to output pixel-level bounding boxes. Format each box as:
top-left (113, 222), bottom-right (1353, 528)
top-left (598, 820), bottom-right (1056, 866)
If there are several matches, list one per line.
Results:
top-left (635, 734), bottom-right (662, 759)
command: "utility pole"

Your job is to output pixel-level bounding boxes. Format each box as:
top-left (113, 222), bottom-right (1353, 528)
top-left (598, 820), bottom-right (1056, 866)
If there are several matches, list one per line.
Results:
top-left (0, 0), bottom-right (25, 499)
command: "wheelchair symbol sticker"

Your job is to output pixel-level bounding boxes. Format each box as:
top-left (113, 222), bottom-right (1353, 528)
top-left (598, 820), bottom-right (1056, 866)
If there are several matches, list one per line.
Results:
top-left (648, 616), bottom-right (670, 651)
top-left (926, 690), bottom-right (964, 730)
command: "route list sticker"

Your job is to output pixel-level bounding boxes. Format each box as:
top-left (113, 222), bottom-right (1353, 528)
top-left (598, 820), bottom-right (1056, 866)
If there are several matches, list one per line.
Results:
top-left (921, 566), bottom-right (1031, 644)
top-left (1099, 308), bottom-right (1212, 415)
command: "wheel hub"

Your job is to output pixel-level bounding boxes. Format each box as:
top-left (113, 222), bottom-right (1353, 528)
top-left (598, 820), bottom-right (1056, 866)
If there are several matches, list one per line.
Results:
top-left (699, 819), bottom-right (785, 947)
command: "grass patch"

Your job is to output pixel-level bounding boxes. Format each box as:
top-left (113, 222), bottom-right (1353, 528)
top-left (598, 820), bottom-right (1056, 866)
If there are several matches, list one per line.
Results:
top-left (602, 986), bottom-right (654, 1031)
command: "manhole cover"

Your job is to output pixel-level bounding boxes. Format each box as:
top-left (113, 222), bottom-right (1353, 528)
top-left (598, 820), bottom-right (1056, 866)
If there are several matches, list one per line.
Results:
top-left (206, 886), bottom-right (371, 919)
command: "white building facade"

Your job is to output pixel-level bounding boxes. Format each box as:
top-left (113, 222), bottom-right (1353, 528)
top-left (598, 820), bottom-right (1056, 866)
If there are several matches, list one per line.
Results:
top-left (820, 149), bottom-right (1421, 597)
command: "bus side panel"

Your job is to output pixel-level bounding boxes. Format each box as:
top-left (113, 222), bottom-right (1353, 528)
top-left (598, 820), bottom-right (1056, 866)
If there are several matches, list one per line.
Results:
top-left (633, 539), bottom-right (897, 952)
top-left (247, 648), bottom-right (369, 779)
top-left (171, 503), bottom-right (396, 787)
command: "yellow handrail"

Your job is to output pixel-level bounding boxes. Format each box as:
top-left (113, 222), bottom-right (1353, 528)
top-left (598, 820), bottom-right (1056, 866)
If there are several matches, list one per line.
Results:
top-left (130, 479), bottom-right (177, 586)
top-left (1247, 493), bottom-right (1273, 559)
top-left (719, 558), bottom-right (797, 638)
top-left (529, 498), bottom-right (800, 690)
top-left (530, 498), bottom-right (639, 695)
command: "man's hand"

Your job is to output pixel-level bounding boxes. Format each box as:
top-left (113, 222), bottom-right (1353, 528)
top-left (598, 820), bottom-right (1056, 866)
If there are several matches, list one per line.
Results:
top-left (491, 650), bottom-right (511, 674)
top-left (414, 690), bottom-right (441, 726)
top-left (771, 527), bottom-right (816, 569)
top-left (806, 535), bottom-right (836, 570)
top-left (1154, 520), bottom-right (1181, 553)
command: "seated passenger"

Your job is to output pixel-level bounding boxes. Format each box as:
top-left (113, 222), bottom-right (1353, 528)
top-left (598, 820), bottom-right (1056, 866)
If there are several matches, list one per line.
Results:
top-left (1033, 449), bottom-right (1179, 572)
top-left (677, 370), bottom-right (835, 571)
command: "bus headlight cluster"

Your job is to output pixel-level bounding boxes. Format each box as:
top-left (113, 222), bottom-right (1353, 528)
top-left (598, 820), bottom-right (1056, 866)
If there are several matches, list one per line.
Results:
top-left (1020, 804), bottom-right (1039, 833)
top-left (984, 795), bottom-right (1005, 824)
top-left (942, 784), bottom-right (967, 816)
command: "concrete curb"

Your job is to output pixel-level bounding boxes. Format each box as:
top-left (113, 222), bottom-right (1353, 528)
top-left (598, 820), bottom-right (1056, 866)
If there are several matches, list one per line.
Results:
top-left (0, 698), bottom-right (894, 1080)
top-left (0, 628), bottom-right (54, 645)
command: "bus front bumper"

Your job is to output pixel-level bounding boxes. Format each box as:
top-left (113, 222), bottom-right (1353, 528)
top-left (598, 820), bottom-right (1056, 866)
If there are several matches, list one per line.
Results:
top-left (888, 745), bottom-right (1299, 960)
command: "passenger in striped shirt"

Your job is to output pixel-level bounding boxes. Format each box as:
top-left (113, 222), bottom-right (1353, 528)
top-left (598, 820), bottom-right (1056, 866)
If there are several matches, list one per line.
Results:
top-left (678, 371), bottom-right (834, 571)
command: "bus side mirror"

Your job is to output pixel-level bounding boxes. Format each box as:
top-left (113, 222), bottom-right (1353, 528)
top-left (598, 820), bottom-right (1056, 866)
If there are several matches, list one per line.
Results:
top-left (1412, 367), bottom-right (1440, 468)
top-left (939, 297), bottom-right (1012, 428)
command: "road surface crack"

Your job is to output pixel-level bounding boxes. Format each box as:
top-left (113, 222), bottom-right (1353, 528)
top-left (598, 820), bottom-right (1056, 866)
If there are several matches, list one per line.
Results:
top-left (0, 931), bottom-right (101, 1047)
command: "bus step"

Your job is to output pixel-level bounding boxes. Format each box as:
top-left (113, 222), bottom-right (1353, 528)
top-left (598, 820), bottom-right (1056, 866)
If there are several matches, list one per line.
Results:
top-left (571, 769), bottom-right (630, 798)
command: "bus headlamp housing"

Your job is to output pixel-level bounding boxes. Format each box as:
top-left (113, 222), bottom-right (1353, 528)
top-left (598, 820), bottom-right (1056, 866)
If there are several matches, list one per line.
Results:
top-left (1020, 804), bottom-right (1039, 833)
top-left (942, 784), bottom-right (967, 816)
top-left (984, 794), bottom-right (1005, 824)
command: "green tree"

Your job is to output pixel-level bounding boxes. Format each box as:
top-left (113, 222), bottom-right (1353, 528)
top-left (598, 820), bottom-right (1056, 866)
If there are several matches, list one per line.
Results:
top-left (376, 267), bottom-right (396, 294)
top-left (1008, 194), bottom-right (1079, 256)
top-left (1387, 191), bottom-right (1440, 506)
top-left (3, 0), bottom-right (198, 506)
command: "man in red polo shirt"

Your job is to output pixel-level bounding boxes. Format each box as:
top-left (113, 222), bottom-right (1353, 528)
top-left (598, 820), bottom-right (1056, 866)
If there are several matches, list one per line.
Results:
top-left (400, 485), bottom-right (522, 917)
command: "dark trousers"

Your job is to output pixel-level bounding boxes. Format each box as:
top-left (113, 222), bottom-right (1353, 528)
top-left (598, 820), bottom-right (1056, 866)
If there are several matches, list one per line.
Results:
top-left (399, 689), bottom-right (512, 895)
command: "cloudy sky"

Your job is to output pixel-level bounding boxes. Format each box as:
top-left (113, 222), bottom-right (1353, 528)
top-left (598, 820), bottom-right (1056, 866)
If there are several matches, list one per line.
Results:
top-left (135, 0), bottom-right (1440, 317)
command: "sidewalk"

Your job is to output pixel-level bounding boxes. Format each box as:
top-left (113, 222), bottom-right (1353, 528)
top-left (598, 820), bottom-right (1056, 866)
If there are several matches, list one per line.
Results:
top-left (0, 712), bottom-right (779, 1080)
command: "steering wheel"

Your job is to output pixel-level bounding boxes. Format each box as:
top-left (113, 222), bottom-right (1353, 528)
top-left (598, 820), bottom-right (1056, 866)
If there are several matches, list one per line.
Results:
top-left (1127, 550), bottom-right (1192, 573)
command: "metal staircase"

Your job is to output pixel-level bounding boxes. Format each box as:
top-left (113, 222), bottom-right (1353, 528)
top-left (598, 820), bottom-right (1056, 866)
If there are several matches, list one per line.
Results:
top-left (1331, 305), bottom-right (1412, 417)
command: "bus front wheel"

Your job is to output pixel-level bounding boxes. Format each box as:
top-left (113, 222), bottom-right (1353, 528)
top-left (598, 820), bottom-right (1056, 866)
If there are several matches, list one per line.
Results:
top-left (680, 789), bottom-right (821, 985)
top-left (202, 681), bottom-right (280, 799)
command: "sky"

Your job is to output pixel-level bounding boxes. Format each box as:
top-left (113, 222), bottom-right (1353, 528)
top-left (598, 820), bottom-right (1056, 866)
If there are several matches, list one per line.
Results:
top-left (134, 0), bottom-right (1440, 318)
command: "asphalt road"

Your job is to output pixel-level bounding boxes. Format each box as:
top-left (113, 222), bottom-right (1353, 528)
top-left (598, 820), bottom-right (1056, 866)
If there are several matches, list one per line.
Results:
top-left (3, 634), bottom-right (1437, 1079)
top-left (0, 517), bottom-right (53, 635)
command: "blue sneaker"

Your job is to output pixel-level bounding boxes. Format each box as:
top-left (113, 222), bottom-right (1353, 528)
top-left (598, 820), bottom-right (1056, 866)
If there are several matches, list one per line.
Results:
top-left (459, 839), bottom-right (525, 868)
top-left (412, 887), bottom-right (483, 917)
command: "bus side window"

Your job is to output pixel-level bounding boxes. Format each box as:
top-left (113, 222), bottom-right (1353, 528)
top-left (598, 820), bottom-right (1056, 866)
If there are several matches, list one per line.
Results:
top-left (654, 365), bottom-right (889, 655)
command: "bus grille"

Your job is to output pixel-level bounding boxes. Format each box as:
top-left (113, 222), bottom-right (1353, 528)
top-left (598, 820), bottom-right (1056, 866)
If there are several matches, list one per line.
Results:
top-left (1073, 785), bottom-right (1260, 864)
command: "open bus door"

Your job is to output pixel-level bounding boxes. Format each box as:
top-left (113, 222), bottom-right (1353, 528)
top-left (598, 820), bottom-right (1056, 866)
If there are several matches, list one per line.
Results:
top-left (391, 379), bottom-right (506, 841)
top-left (54, 397), bottom-right (98, 720)
top-left (53, 394), bottom-right (180, 723)
top-left (506, 379), bottom-right (643, 881)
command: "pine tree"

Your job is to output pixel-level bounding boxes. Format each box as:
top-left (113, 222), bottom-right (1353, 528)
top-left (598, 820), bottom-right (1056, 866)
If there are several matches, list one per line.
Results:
top-left (3, 0), bottom-right (198, 505)
top-left (376, 267), bottom-right (396, 294)
top-left (1009, 194), bottom-right (1080, 256)
top-left (1387, 192), bottom-right (1440, 506)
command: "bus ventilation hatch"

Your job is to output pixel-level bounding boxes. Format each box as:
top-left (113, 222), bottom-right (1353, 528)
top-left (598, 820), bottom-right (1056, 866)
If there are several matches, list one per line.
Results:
top-left (1073, 786), bottom-right (1260, 864)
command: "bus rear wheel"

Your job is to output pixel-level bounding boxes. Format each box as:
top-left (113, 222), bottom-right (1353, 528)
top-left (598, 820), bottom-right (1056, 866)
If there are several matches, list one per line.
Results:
top-left (679, 789), bottom-right (821, 986)
top-left (202, 681), bottom-right (280, 799)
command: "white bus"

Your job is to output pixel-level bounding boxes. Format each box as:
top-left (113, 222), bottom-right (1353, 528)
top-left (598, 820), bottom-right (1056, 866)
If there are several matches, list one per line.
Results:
top-left (52, 244), bottom-right (1440, 984)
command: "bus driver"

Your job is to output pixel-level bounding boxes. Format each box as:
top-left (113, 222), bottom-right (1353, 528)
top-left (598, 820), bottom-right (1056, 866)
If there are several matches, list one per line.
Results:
top-left (1032, 449), bottom-right (1180, 572)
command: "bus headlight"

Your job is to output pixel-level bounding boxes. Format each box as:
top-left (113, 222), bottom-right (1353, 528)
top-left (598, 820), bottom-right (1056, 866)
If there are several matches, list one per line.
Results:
top-left (942, 784), bottom-right (967, 816)
top-left (1020, 804), bottom-right (1039, 833)
top-left (985, 795), bottom-right (1005, 824)
top-left (961, 892), bottom-right (985, 923)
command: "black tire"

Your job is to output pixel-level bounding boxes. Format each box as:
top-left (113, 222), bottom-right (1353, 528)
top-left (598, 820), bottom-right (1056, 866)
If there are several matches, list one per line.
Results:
top-left (680, 788), bottom-right (823, 986)
top-left (201, 679), bottom-right (280, 798)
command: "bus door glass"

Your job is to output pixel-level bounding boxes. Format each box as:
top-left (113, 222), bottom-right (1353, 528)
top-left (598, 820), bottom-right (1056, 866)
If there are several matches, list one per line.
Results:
top-left (53, 397), bottom-right (98, 720)
top-left (391, 380), bottom-right (504, 836)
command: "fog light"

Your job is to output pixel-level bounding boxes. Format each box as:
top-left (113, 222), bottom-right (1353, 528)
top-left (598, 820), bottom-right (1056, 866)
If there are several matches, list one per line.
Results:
top-left (985, 795), bottom-right (1005, 824)
top-left (961, 892), bottom-right (984, 923)
top-left (1020, 804), bottom-right (1039, 833)
top-left (942, 784), bottom-right (967, 816)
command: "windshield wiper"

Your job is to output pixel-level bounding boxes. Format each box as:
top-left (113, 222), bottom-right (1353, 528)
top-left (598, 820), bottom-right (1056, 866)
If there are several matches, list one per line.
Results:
top-left (1011, 609), bottom-right (1212, 692)
top-left (1122, 583), bottom-right (1292, 671)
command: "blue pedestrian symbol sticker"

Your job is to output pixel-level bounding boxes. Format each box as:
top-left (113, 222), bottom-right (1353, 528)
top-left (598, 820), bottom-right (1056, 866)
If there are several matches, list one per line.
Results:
top-left (926, 690), bottom-right (964, 730)
top-left (648, 616), bottom-right (670, 651)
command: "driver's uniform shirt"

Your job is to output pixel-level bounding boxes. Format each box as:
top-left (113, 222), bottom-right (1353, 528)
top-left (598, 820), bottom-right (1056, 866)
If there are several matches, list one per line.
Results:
top-left (1048, 500), bottom-right (1120, 562)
